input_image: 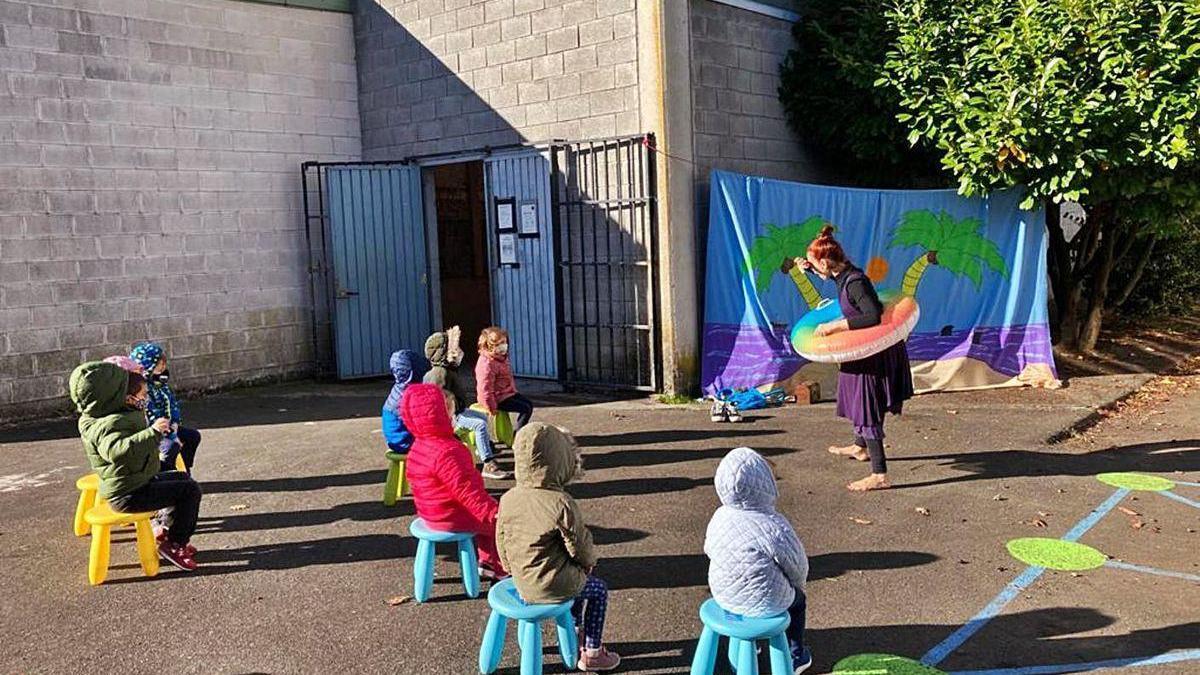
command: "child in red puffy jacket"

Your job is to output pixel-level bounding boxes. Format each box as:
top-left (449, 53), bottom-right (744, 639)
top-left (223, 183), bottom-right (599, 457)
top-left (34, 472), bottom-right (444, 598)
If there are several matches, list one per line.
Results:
top-left (402, 383), bottom-right (507, 579)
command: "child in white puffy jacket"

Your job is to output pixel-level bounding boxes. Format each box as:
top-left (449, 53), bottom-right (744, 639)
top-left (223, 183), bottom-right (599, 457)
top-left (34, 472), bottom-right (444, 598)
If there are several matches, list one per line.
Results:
top-left (704, 447), bottom-right (812, 674)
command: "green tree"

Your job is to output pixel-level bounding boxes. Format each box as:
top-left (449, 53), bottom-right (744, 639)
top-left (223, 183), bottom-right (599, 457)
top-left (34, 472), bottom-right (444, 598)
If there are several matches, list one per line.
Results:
top-left (777, 0), bottom-right (944, 186)
top-left (882, 0), bottom-right (1200, 351)
top-left (746, 217), bottom-right (829, 308)
top-left (890, 210), bottom-right (1009, 297)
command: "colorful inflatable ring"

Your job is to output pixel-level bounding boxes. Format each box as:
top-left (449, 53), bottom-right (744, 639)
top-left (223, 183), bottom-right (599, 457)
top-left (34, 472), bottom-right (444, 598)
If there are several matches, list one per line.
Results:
top-left (789, 293), bottom-right (920, 363)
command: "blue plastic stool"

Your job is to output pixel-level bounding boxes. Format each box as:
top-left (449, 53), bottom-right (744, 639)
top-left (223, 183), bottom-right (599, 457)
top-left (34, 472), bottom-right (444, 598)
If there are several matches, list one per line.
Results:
top-left (479, 578), bottom-right (578, 675)
top-left (690, 598), bottom-right (792, 675)
top-left (408, 517), bottom-right (480, 602)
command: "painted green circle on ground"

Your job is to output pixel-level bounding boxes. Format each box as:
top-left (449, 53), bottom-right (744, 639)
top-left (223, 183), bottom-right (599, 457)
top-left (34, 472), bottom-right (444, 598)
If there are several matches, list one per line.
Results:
top-left (1096, 472), bottom-right (1175, 491)
top-left (1006, 537), bottom-right (1106, 571)
top-left (832, 654), bottom-right (946, 675)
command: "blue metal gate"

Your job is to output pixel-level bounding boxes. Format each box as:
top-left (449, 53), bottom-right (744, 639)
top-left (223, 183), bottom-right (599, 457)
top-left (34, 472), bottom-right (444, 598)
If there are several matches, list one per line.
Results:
top-left (485, 152), bottom-right (558, 379)
top-left (326, 165), bottom-right (432, 378)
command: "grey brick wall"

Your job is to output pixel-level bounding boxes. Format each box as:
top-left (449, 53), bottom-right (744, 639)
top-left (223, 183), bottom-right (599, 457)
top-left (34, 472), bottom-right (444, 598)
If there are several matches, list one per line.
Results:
top-left (0, 0), bottom-right (361, 421)
top-left (689, 0), bottom-right (816, 209)
top-left (354, 0), bottom-right (641, 159)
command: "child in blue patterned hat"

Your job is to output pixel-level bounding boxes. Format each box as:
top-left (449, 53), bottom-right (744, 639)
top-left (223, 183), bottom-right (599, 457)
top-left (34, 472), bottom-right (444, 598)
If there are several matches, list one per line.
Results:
top-left (129, 342), bottom-right (201, 473)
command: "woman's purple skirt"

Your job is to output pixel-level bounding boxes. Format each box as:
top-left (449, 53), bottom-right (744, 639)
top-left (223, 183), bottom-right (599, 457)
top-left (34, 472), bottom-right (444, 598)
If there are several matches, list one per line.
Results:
top-left (836, 341), bottom-right (914, 428)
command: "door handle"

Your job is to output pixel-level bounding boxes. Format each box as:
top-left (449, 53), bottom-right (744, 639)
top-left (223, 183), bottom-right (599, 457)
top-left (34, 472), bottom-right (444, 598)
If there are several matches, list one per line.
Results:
top-left (335, 285), bottom-right (359, 299)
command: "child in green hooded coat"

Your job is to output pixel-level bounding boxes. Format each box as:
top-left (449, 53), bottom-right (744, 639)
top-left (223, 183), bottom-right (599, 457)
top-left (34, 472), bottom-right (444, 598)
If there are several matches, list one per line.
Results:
top-left (70, 361), bottom-right (203, 572)
top-left (496, 423), bottom-right (621, 671)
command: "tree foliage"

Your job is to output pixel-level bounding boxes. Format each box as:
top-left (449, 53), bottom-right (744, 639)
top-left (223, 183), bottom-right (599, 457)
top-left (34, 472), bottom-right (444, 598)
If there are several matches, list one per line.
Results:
top-left (883, 0), bottom-right (1200, 218)
top-left (777, 0), bottom-right (944, 186)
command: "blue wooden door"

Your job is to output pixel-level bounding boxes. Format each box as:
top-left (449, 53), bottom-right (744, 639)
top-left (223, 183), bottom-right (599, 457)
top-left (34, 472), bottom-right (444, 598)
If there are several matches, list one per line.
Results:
top-left (486, 152), bottom-right (558, 379)
top-left (327, 165), bottom-right (432, 379)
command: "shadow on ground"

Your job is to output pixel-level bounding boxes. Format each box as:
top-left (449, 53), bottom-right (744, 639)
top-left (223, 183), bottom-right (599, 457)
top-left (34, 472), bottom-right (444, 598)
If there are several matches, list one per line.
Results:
top-left (893, 439), bottom-right (1200, 489)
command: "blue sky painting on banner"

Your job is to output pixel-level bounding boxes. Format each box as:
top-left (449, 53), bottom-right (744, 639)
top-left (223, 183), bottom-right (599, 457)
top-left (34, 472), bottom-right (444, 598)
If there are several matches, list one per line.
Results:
top-left (702, 171), bottom-right (1059, 396)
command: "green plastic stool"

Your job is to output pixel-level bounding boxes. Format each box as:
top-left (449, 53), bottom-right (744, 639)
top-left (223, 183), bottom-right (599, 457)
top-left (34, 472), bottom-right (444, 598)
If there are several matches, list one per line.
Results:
top-left (469, 403), bottom-right (515, 447)
top-left (383, 451), bottom-right (407, 506)
top-left (456, 427), bottom-right (480, 464)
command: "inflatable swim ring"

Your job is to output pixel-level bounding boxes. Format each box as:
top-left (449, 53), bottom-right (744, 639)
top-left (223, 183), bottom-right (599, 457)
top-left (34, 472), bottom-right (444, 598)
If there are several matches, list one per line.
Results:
top-left (789, 292), bottom-right (920, 363)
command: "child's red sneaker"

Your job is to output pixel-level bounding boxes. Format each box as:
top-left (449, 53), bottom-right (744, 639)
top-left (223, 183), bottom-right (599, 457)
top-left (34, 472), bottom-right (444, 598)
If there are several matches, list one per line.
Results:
top-left (158, 541), bottom-right (197, 571)
top-left (154, 528), bottom-right (196, 557)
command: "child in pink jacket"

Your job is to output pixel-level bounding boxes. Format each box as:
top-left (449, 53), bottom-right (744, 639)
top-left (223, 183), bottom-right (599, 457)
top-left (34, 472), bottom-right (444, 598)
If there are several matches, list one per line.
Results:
top-left (475, 327), bottom-right (534, 432)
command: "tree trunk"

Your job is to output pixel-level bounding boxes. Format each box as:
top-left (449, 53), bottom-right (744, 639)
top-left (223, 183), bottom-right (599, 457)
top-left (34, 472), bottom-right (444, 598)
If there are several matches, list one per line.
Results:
top-left (1112, 235), bottom-right (1158, 308)
top-left (1078, 217), bottom-right (1119, 352)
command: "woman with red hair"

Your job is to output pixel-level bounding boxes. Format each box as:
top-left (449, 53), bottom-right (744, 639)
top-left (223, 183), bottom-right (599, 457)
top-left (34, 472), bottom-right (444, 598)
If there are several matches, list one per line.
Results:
top-left (798, 226), bottom-right (914, 491)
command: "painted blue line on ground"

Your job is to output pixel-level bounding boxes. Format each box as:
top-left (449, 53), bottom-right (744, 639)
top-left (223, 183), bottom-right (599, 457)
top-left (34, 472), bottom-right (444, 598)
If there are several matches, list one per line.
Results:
top-left (920, 566), bottom-right (1045, 666)
top-left (1171, 479), bottom-right (1200, 487)
top-left (1159, 490), bottom-right (1200, 510)
top-left (920, 488), bottom-right (1129, 667)
top-left (1105, 560), bottom-right (1200, 582)
top-left (946, 648), bottom-right (1200, 675)
top-left (1062, 488), bottom-right (1130, 541)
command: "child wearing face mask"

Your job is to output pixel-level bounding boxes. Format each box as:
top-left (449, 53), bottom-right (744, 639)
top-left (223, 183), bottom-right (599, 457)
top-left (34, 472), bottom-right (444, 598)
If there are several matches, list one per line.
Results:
top-left (476, 326), bottom-right (534, 433)
top-left (424, 327), bottom-right (510, 480)
top-left (130, 342), bottom-right (201, 473)
top-left (69, 362), bottom-right (203, 571)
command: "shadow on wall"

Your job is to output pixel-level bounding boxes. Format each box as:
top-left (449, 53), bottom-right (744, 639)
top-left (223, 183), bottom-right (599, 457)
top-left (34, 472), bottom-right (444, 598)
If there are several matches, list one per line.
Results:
top-left (326, 3), bottom-right (657, 389)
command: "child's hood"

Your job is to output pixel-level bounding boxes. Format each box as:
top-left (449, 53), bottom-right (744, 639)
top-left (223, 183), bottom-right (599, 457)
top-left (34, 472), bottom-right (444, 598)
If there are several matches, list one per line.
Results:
top-left (513, 422), bottom-right (583, 490)
top-left (424, 326), bottom-right (462, 367)
top-left (69, 361), bottom-right (129, 418)
top-left (714, 447), bottom-right (778, 512)
top-left (401, 383), bottom-right (456, 439)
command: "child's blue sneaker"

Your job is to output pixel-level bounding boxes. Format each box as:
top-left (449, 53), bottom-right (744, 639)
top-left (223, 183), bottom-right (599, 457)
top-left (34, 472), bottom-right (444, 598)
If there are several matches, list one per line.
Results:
top-left (791, 645), bottom-right (812, 674)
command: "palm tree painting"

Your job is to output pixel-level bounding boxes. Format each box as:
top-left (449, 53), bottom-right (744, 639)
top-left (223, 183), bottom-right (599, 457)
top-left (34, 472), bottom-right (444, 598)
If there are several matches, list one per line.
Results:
top-left (889, 210), bottom-right (1009, 296)
top-left (746, 216), bottom-right (829, 309)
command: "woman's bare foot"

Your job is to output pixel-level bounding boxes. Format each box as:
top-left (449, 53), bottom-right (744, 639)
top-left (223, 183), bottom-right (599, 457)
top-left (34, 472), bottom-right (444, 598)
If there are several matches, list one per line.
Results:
top-left (847, 474), bottom-right (890, 492)
top-left (828, 444), bottom-right (869, 462)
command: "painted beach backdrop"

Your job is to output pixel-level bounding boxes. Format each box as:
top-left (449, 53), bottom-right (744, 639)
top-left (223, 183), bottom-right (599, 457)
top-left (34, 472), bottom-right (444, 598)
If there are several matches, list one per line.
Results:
top-left (702, 170), bottom-right (1058, 396)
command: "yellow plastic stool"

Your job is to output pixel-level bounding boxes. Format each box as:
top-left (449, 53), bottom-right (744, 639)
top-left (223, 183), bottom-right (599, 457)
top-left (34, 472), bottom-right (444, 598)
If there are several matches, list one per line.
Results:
top-left (74, 474), bottom-right (100, 537)
top-left (469, 404), bottom-right (516, 447)
top-left (383, 451), bottom-right (408, 506)
top-left (84, 502), bottom-right (160, 586)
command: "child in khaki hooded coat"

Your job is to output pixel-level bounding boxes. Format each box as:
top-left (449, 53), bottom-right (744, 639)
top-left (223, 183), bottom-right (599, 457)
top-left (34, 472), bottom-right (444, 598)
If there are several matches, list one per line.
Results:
top-left (496, 423), bottom-right (621, 671)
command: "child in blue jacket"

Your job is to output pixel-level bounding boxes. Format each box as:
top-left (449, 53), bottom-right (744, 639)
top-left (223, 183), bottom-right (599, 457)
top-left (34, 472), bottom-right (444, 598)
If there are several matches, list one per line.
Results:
top-left (381, 349), bottom-right (429, 454)
top-left (130, 342), bottom-right (200, 473)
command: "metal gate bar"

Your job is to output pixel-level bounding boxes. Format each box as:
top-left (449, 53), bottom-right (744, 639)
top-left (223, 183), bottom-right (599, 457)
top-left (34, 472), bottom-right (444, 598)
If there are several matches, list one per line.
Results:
top-left (550, 133), bottom-right (659, 391)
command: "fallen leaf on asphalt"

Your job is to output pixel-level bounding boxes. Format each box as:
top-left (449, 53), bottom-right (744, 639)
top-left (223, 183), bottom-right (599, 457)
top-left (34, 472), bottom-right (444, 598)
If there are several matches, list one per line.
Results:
top-left (850, 517), bottom-right (873, 525)
top-left (1130, 520), bottom-right (1145, 530)
top-left (230, 504), bottom-right (249, 511)
top-left (915, 507), bottom-right (931, 516)
top-left (1037, 511), bottom-right (1052, 517)
top-left (1118, 507), bottom-right (1141, 517)
top-left (385, 595), bottom-right (411, 606)
top-left (946, 409), bottom-right (958, 415)
top-left (1024, 519), bottom-right (1048, 528)
top-left (992, 494), bottom-right (1008, 501)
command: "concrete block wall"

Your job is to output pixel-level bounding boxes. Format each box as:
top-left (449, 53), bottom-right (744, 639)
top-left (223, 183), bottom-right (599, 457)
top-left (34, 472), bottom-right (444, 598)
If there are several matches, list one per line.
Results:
top-left (0, 0), bottom-right (362, 421)
top-left (689, 0), bottom-right (816, 207)
top-left (354, 0), bottom-right (642, 159)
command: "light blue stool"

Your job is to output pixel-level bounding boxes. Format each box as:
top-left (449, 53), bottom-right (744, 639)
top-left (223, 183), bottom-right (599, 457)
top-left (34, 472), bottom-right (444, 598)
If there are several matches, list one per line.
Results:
top-left (690, 598), bottom-right (792, 675)
top-left (479, 578), bottom-right (578, 675)
top-left (409, 517), bottom-right (480, 602)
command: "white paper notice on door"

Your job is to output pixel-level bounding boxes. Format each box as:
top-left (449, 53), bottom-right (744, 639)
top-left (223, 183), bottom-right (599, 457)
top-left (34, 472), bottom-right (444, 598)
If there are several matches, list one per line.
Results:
top-left (519, 201), bottom-right (538, 236)
top-left (498, 233), bottom-right (518, 265)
